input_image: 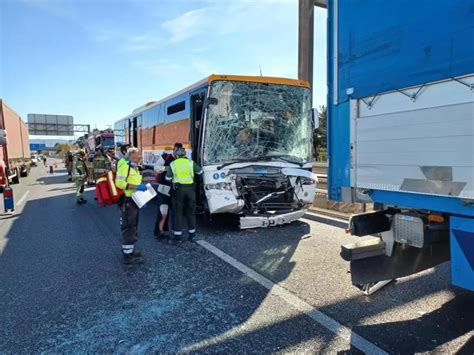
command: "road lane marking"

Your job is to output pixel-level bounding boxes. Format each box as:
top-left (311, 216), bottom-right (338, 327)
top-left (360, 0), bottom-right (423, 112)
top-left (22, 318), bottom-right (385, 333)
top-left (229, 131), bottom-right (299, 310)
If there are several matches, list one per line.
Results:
top-left (16, 190), bottom-right (30, 206)
top-left (197, 239), bottom-right (387, 355)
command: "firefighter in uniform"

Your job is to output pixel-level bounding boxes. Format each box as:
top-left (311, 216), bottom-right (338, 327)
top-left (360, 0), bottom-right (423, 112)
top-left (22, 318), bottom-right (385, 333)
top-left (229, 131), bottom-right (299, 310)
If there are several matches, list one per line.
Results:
top-left (86, 151), bottom-right (95, 185)
top-left (65, 151), bottom-right (73, 181)
top-left (72, 150), bottom-right (89, 204)
top-left (166, 146), bottom-right (203, 243)
top-left (92, 148), bottom-right (111, 181)
top-left (115, 147), bottom-right (148, 264)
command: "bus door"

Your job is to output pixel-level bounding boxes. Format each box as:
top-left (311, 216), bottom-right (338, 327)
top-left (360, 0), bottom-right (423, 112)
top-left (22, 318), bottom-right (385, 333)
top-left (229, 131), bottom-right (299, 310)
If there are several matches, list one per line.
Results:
top-left (190, 92), bottom-right (205, 162)
top-left (129, 116), bottom-right (139, 148)
top-left (190, 92), bottom-right (206, 210)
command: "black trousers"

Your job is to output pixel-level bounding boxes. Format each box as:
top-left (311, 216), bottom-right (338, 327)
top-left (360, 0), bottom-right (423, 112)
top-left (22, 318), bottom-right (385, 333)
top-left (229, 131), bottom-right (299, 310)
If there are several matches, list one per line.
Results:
top-left (171, 184), bottom-right (196, 234)
top-left (120, 198), bottom-right (139, 250)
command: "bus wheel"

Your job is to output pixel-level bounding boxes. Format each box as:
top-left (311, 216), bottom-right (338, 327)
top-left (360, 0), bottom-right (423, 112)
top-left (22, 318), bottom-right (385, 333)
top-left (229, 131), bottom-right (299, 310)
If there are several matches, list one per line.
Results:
top-left (12, 169), bottom-right (20, 184)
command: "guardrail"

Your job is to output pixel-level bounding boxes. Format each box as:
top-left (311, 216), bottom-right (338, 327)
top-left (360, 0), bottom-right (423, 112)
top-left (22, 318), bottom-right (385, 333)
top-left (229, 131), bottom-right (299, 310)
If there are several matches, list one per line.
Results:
top-left (312, 162), bottom-right (328, 194)
top-left (312, 161), bottom-right (369, 214)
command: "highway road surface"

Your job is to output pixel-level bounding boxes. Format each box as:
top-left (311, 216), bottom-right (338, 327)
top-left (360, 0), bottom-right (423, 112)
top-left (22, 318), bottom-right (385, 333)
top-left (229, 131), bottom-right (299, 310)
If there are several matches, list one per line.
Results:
top-left (1, 162), bottom-right (473, 353)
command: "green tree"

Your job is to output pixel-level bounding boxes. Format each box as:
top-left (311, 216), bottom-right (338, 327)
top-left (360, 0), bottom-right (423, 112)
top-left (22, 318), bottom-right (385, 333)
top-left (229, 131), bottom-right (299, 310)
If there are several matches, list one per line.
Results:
top-left (313, 105), bottom-right (327, 161)
top-left (55, 144), bottom-right (72, 154)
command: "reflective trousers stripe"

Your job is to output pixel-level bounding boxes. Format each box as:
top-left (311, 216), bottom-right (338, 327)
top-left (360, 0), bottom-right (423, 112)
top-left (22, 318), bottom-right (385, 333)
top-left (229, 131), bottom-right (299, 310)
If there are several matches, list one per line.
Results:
top-left (122, 244), bottom-right (134, 254)
top-left (108, 171), bottom-right (118, 196)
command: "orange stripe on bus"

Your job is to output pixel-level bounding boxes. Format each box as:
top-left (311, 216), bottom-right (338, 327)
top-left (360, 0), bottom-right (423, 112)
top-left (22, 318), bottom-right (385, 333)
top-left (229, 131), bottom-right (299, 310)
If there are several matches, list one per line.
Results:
top-left (208, 74), bottom-right (310, 88)
top-left (142, 143), bottom-right (192, 150)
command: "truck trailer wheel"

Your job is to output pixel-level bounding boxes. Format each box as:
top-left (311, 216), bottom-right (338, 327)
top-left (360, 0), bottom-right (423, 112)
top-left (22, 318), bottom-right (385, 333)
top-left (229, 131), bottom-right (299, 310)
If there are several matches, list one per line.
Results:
top-left (11, 169), bottom-right (20, 184)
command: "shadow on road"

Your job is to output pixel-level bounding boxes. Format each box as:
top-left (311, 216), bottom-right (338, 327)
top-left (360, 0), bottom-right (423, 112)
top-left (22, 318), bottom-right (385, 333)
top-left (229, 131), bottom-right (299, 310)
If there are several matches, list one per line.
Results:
top-left (35, 173), bottom-right (71, 186)
top-left (0, 190), bottom-right (316, 353)
top-left (351, 292), bottom-right (474, 353)
top-left (1, 184), bottom-right (472, 353)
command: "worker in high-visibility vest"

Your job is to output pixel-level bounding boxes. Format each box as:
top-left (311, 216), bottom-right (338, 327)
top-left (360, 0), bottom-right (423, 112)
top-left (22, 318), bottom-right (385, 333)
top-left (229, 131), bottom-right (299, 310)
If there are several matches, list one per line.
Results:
top-left (115, 147), bottom-right (147, 264)
top-left (166, 146), bottom-right (203, 243)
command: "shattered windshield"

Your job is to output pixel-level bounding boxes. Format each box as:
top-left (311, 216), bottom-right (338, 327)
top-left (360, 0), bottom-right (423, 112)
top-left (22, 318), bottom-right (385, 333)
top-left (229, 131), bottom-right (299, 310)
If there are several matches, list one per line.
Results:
top-left (203, 81), bottom-right (312, 166)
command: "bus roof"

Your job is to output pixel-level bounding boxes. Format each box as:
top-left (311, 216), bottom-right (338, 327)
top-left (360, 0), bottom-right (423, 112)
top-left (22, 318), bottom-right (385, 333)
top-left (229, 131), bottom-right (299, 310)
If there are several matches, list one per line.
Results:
top-left (122, 74), bottom-right (310, 121)
top-left (208, 74), bottom-right (310, 88)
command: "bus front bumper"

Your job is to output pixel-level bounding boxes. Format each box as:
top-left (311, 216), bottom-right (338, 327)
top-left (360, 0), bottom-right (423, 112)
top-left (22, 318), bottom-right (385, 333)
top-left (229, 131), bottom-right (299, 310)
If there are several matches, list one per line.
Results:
top-left (239, 209), bottom-right (306, 229)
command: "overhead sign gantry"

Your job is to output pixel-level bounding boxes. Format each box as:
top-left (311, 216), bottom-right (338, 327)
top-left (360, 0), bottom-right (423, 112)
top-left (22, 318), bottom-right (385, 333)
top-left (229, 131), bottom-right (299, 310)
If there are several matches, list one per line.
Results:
top-left (27, 114), bottom-right (90, 136)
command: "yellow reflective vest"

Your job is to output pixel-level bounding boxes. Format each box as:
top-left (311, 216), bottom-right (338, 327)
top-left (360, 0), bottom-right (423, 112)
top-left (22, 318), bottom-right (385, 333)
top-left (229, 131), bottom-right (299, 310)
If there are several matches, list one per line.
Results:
top-left (115, 160), bottom-right (142, 197)
top-left (167, 157), bottom-right (202, 185)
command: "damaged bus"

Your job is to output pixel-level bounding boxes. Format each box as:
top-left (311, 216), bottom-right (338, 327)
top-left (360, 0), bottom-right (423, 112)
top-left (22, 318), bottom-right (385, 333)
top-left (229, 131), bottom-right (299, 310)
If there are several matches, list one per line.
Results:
top-left (114, 75), bottom-right (318, 228)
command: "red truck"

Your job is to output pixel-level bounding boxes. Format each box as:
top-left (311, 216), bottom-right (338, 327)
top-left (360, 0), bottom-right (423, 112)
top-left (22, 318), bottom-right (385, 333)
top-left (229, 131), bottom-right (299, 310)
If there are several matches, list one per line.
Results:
top-left (0, 99), bottom-right (31, 187)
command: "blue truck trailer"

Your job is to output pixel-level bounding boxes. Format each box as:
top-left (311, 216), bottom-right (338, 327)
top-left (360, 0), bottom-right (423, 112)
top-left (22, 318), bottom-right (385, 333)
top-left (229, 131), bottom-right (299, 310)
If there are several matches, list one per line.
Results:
top-left (327, 0), bottom-right (474, 292)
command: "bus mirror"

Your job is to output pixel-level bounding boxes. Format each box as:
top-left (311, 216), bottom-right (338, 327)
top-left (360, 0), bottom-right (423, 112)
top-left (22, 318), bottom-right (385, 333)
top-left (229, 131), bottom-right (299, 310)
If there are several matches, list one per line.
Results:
top-left (206, 97), bottom-right (218, 107)
top-left (312, 108), bottom-right (319, 129)
top-left (0, 129), bottom-right (7, 145)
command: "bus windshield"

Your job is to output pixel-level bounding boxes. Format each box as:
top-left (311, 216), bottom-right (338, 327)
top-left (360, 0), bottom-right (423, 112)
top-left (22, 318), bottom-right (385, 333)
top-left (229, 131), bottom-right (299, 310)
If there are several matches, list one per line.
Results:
top-left (203, 80), bottom-right (312, 166)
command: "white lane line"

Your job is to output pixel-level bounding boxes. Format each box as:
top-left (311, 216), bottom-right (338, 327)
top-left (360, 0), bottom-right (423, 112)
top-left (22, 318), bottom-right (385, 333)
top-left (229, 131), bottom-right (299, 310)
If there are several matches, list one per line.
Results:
top-left (16, 190), bottom-right (30, 206)
top-left (197, 240), bottom-right (387, 355)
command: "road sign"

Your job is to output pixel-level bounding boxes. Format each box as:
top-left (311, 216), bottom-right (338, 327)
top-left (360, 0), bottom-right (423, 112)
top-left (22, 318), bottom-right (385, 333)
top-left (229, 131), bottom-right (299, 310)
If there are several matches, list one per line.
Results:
top-left (30, 143), bottom-right (47, 151)
top-left (27, 114), bottom-right (89, 136)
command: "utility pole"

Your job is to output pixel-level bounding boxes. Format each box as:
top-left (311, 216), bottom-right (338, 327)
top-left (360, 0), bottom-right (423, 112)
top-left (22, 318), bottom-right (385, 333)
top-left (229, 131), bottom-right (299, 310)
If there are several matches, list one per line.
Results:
top-left (298, 0), bottom-right (327, 96)
top-left (298, 0), bottom-right (314, 93)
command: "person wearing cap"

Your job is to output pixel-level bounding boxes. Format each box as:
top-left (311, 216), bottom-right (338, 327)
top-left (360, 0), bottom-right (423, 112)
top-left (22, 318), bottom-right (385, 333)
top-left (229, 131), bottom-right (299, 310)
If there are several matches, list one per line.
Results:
top-left (72, 150), bottom-right (89, 204)
top-left (115, 147), bottom-right (148, 265)
top-left (166, 145), bottom-right (203, 243)
top-left (114, 143), bottom-right (131, 171)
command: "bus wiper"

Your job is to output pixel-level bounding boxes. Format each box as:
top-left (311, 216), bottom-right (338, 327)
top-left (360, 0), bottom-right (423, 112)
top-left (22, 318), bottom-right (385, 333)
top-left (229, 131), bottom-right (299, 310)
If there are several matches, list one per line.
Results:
top-left (217, 155), bottom-right (302, 170)
top-left (266, 154), bottom-right (303, 166)
top-left (217, 157), bottom-right (267, 170)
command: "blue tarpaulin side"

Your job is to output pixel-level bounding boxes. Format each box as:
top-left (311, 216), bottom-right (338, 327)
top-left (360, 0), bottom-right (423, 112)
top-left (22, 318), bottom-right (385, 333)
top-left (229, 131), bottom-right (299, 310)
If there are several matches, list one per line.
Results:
top-left (337, 0), bottom-right (474, 101)
top-left (451, 216), bottom-right (474, 291)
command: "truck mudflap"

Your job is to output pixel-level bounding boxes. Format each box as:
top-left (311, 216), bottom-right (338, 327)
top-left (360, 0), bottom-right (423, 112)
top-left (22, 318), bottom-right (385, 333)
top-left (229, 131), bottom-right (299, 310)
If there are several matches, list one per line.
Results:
top-left (349, 241), bottom-right (450, 285)
top-left (239, 209), bottom-right (306, 229)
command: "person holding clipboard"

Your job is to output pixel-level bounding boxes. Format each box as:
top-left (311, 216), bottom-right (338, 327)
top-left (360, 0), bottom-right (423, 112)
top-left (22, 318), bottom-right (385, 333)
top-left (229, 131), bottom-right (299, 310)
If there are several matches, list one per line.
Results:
top-left (115, 147), bottom-right (148, 265)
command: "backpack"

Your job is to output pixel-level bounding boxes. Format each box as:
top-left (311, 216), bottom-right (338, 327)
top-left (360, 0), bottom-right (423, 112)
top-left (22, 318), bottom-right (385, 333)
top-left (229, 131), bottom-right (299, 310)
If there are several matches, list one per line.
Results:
top-left (95, 165), bottom-right (131, 207)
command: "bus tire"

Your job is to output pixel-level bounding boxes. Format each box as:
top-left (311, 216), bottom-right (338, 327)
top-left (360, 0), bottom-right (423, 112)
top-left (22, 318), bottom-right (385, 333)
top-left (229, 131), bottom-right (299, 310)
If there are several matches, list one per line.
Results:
top-left (12, 169), bottom-right (20, 184)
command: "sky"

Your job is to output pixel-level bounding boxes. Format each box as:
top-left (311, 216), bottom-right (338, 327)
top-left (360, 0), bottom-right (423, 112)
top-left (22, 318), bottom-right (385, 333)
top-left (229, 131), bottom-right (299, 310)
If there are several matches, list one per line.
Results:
top-left (0, 0), bottom-right (327, 135)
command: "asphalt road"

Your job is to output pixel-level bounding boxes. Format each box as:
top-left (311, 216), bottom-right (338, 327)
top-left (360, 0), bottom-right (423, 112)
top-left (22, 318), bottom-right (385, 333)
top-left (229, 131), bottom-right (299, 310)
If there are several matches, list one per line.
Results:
top-left (0, 162), bottom-right (473, 354)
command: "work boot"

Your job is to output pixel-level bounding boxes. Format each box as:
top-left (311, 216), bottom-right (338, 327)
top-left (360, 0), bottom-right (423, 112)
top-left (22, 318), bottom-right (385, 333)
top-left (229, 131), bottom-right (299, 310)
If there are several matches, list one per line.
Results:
top-left (155, 232), bottom-right (167, 240)
top-left (168, 237), bottom-right (182, 245)
top-left (131, 249), bottom-right (142, 257)
top-left (123, 251), bottom-right (143, 265)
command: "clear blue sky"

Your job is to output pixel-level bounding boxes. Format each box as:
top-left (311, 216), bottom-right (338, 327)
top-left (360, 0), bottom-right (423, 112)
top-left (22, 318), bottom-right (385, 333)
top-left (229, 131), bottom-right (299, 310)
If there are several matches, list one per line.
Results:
top-left (1, 0), bottom-right (327, 133)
